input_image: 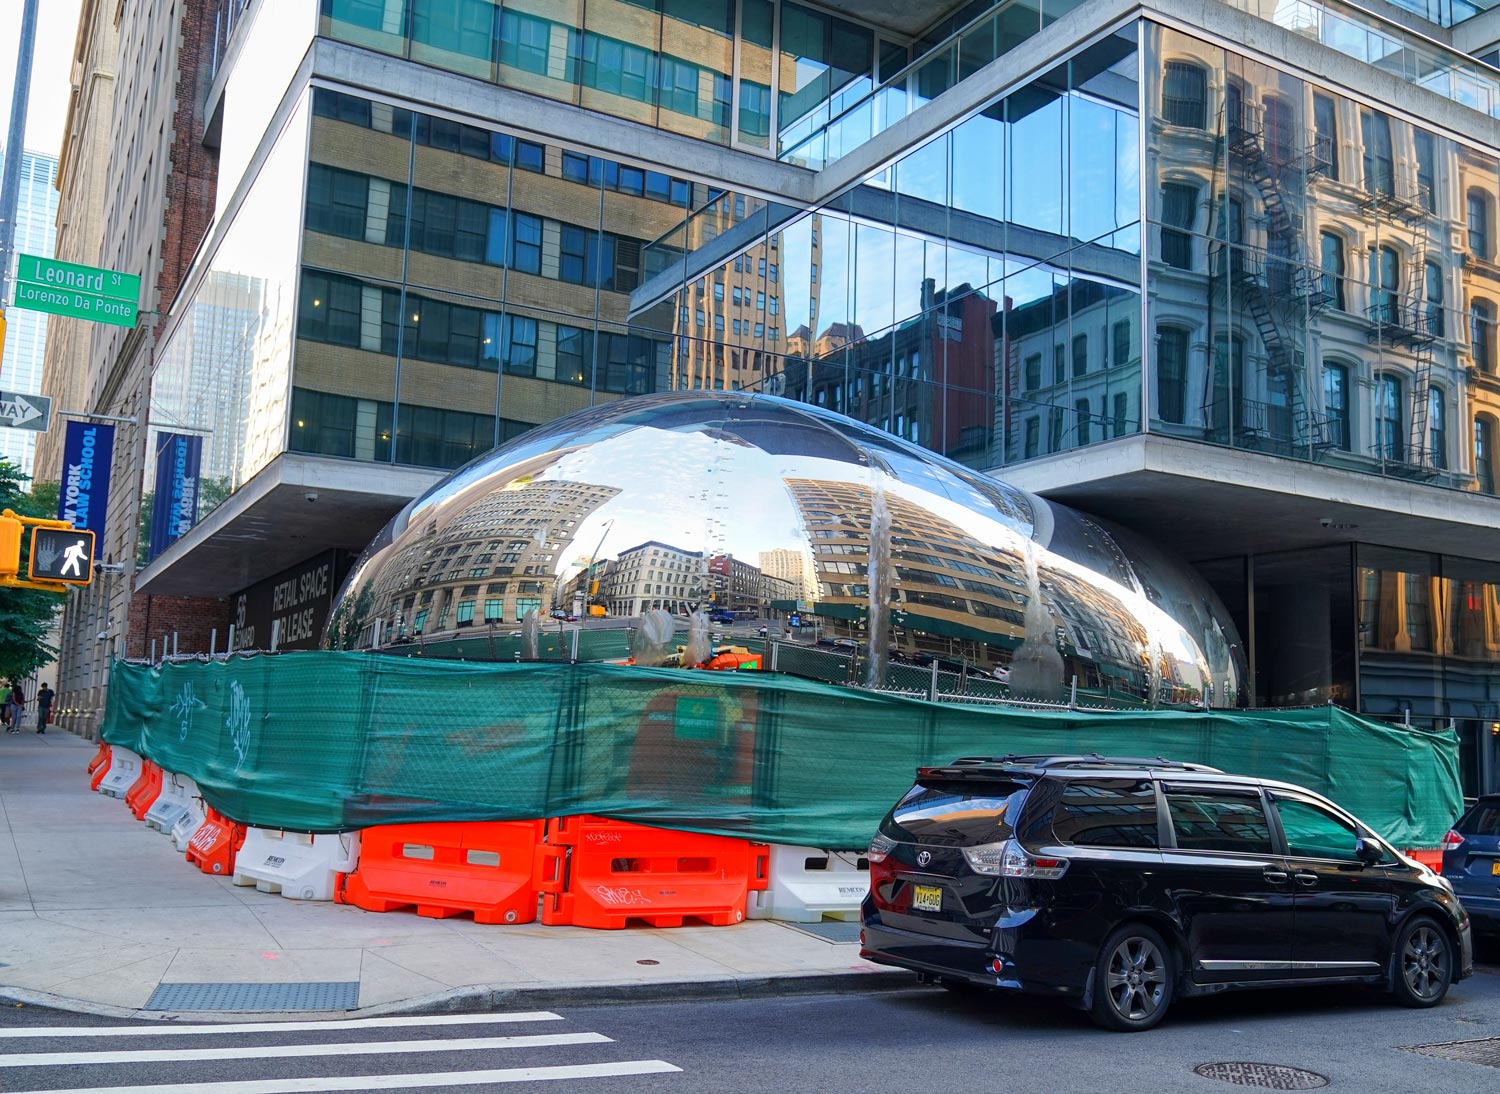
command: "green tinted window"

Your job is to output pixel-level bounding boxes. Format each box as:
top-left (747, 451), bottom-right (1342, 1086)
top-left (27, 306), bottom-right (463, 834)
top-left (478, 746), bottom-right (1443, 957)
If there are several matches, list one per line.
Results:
top-left (1272, 796), bottom-right (1361, 862)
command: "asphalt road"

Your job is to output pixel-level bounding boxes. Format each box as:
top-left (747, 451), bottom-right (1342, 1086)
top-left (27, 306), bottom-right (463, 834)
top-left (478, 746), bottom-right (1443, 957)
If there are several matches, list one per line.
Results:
top-left (2, 959), bottom-right (1498, 1093)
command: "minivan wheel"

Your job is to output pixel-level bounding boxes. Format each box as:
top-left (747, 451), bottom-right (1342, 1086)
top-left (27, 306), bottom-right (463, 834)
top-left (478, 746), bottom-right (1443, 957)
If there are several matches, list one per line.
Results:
top-left (1090, 924), bottom-right (1175, 1032)
top-left (1391, 917), bottom-right (1452, 1008)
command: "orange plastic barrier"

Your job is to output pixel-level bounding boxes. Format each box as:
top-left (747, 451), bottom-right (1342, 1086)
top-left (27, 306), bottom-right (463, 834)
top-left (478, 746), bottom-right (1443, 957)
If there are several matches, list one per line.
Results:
top-left (87, 742), bottom-right (111, 778)
top-left (1404, 848), bottom-right (1442, 870)
top-left (539, 815), bottom-right (767, 929)
top-left (185, 807), bottom-right (247, 875)
top-left (337, 821), bottom-right (549, 925)
top-left (125, 762), bottom-right (164, 820)
top-left (89, 753), bottom-right (112, 792)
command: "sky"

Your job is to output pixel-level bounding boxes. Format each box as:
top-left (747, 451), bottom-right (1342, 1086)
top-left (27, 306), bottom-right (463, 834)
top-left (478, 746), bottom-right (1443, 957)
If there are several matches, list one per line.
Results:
top-left (0, 0), bottom-right (84, 158)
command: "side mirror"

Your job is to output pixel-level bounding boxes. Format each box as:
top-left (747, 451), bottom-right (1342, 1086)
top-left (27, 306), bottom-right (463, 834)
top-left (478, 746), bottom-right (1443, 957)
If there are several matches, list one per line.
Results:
top-left (1355, 837), bottom-right (1383, 865)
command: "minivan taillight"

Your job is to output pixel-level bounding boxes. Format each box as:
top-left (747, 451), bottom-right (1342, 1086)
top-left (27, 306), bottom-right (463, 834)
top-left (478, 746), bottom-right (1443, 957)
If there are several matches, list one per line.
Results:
top-left (1441, 829), bottom-right (1465, 851)
top-left (868, 833), bottom-right (897, 864)
top-left (963, 839), bottom-right (1068, 879)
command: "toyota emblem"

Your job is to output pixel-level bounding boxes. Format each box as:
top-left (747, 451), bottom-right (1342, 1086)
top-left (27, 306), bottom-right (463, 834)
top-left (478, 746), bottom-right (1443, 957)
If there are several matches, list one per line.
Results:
top-left (916, 850), bottom-right (931, 867)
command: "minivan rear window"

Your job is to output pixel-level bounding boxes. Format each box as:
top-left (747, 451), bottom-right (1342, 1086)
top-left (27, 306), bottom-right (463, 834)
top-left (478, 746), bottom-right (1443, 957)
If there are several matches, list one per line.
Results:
top-left (1049, 779), bottom-right (1159, 849)
top-left (891, 781), bottom-right (1028, 845)
top-left (1458, 803), bottom-right (1500, 835)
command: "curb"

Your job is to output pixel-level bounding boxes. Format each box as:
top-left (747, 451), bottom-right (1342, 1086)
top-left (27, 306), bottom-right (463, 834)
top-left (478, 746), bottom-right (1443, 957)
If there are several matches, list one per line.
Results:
top-left (0, 969), bottom-right (917, 1023)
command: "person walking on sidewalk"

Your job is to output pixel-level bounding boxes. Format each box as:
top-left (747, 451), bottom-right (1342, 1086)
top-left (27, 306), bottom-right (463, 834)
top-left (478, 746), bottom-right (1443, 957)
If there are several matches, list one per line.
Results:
top-left (35, 682), bottom-right (53, 734)
top-left (5, 682), bottom-right (24, 733)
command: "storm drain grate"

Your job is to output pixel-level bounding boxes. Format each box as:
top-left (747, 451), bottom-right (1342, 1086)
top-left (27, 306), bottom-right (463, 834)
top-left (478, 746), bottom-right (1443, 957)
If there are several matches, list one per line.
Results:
top-left (1403, 1037), bottom-right (1500, 1069)
top-left (1194, 1062), bottom-right (1329, 1089)
top-left (782, 921), bottom-right (861, 944)
top-left (144, 981), bottom-right (360, 1012)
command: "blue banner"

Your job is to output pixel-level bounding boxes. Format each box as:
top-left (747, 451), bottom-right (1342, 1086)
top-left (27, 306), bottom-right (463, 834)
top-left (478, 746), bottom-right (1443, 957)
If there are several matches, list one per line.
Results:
top-left (148, 433), bottom-right (202, 562)
top-left (58, 421), bottom-right (115, 560)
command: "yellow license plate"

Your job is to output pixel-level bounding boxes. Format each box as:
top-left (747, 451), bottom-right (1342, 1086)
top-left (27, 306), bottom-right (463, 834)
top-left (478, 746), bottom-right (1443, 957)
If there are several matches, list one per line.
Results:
top-left (912, 884), bottom-right (942, 912)
top-left (1491, 861), bottom-right (1499, 876)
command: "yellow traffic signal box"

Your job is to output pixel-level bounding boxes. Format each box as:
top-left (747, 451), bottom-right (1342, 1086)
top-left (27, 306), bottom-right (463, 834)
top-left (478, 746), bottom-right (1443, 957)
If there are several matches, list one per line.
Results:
top-left (28, 527), bottom-right (95, 585)
top-left (0, 512), bottom-right (20, 578)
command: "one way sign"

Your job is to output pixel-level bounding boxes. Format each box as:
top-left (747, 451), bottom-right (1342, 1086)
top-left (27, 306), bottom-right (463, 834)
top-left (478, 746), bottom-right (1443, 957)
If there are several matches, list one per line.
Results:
top-left (0, 390), bottom-right (52, 432)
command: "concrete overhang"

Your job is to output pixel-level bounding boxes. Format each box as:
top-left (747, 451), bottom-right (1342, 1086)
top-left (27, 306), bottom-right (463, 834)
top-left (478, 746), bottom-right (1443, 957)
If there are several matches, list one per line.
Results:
top-left (818, 0), bottom-right (976, 37)
top-left (134, 454), bottom-right (444, 599)
top-left (996, 434), bottom-right (1500, 565)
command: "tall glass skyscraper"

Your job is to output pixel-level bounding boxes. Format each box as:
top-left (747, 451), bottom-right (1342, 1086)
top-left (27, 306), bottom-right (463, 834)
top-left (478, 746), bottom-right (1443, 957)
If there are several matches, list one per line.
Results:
top-left (0, 148), bottom-right (59, 477)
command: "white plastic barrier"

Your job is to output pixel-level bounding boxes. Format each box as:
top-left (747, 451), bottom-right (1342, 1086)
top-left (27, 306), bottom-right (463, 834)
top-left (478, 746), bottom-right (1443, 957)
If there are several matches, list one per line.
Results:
top-left (747, 845), bottom-right (871, 923)
top-left (170, 793), bottom-right (208, 854)
top-left (144, 772), bottom-right (200, 834)
top-left (96, 748), bottom-right (142, 799)
top-left (230, 828), bottom-right (361, 901)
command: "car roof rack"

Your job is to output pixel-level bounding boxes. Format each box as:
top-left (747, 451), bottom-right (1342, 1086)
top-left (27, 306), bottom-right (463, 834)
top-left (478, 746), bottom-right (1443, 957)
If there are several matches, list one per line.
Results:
top-left (920, 754), bottom-right (1225, 777)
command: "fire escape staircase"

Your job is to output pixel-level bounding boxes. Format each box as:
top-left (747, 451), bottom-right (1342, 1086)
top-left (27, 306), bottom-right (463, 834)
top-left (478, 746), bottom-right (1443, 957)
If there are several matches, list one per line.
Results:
top-left (1211, 101), bottom-right (1332, 453)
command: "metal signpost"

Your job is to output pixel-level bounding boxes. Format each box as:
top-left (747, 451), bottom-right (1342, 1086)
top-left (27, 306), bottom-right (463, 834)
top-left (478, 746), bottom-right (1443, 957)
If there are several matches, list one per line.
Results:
top-left (11, 254), bottom-right (140, 328)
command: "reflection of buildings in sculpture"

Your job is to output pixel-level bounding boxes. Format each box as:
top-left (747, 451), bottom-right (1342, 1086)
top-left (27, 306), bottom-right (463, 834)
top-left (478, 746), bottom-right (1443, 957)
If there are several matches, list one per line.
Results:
top-left (367, 480), bottom-right (620, 637)
top-left (779, 281), bottom-right (997, 462)
top-left (1000, 277), bottom-right (1140, 463)
top-left (759, 546), bottom-right (818, 603)
top-left (782, 477), bottom-right (1028, 666)
top-left (598, 540), bottom-right (706, 617)
top-left (707, 553), bottom-right (797, 614)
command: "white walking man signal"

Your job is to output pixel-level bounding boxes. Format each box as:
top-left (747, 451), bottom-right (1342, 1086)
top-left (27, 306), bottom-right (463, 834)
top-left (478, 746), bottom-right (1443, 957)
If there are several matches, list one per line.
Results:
top-left (61, 539), bottom-right (88, 577)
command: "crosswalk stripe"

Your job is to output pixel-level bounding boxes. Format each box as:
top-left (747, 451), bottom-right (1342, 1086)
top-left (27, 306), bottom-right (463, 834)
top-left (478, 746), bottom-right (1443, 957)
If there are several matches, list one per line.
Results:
top-left (0, 1012), bottom-right (565, 1039)
top-left (0, 1031), bottom-right (612, 1068)
top-left (17, 1058), bottom-right (684, 1093)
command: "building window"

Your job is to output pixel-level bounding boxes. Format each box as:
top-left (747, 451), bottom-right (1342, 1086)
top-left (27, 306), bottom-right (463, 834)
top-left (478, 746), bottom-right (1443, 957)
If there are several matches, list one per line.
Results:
top-left (1472, 299), bottom-right (1494, 372)
top-left (501, 313), bottom-right (538, 376)
top-left (1323, 361), bottom-right (1350, 451)
top-left (1375, 373), bottom-right (1402, 462)
top-left (1262, 95), bottom-right (1293, 166)
top-left (1111, 320), bottom-right (1130, 367)
top-left (1470, 189), bottom-right (1490, 259)
top-left (1160, 182), bottom-right (1197, 270)
top-left (1024, 417), bottom-right (1039, 458)
top-left (1373, 245), bottom-right (1399, 324)
top-left (1113, 392), bottom-right (1129, 438)
top-left (1429, 387), bottom-right (1448, 470)
top-left (1161, 61), bottom-right (1207, 129)
top-left (1052, 345), bottom-right (1066, 385)
top-left (1047, 407), bottom-right (1064, 452)
top-left (1023, 353), bottom-right (1041, 391)
top-left (1425, 262), bottom-right (1444, 337)
top-left (1477, 417), bottom-right (1497, 495)
top-left (1361, 110), bottom-right (1394, 196)
top-left (1319, 231), bottom-right (1345, 310)
top-left (298, 271), bottom-right (363, 348)
top-left (305, 164), bottom-right (369, 239)
top-left (1414, 130), bottom-right (1436, 212)
top-left (1312, 93), bottom-right (1338, 179)
top-left (1075, 398), bottom-right (1091, 446)
top-left (1157, 327), bottom-right (1189, 424)
top-left (1071, 334), bottom-right (1087, 378)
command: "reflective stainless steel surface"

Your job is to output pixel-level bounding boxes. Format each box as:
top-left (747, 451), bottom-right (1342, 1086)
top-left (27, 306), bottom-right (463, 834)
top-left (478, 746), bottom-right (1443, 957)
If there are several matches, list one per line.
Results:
top-left (326, 393), bottom-right (1245, 707)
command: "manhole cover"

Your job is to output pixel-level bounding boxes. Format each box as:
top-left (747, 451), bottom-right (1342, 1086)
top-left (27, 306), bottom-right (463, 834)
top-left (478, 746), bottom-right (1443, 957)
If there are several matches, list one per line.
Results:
top-left (1403, 1037), bottom-right (1500, 1069)
top-left (1194, 1062), bottom-right (1329, 1089)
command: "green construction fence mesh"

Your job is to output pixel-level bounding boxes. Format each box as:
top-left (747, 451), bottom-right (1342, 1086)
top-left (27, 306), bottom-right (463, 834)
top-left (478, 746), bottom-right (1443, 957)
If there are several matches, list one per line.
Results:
top-left (101, 653), bottom-right (1463, 850)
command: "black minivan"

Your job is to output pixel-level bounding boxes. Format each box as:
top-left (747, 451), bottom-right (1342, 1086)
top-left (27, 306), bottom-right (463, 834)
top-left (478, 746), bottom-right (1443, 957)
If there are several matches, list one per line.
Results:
top-left (861, 755), bottom-right (1472, 1031)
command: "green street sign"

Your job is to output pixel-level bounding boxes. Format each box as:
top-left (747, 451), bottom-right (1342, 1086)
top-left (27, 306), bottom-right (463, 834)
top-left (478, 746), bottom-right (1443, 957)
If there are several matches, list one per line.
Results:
top-left (16, 254), bottom-right (139, 304)
top-left (12, 280), bottom-right (137, 327)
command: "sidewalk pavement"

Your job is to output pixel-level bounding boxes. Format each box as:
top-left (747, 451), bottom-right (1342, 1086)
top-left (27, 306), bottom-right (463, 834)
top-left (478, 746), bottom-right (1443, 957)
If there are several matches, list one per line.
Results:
top-left (0, 731), bottom-right (902, 1020)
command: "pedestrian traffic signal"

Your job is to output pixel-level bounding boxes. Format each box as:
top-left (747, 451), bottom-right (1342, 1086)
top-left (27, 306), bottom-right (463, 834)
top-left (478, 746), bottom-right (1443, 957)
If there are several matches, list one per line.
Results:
top-left (28, 527), bottom-right (94, 585)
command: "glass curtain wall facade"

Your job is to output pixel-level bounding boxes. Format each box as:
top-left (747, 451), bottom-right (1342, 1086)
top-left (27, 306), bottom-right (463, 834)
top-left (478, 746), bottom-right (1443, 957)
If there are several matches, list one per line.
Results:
top-left (636, 26), bottom-right (1143, 470)
top-left (1145, 23), bottom-right (1500, 496)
